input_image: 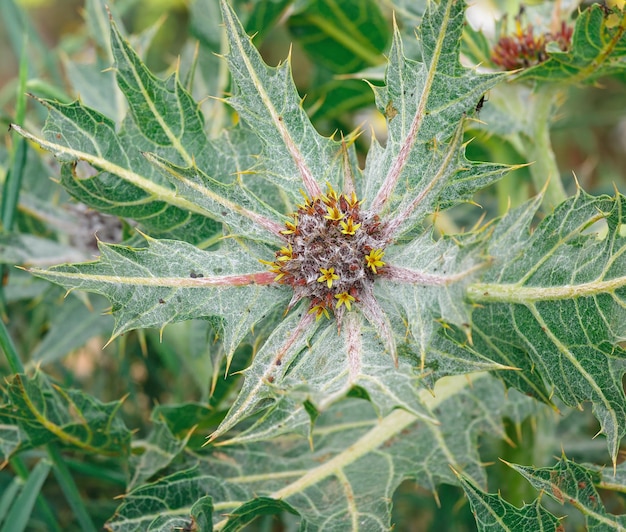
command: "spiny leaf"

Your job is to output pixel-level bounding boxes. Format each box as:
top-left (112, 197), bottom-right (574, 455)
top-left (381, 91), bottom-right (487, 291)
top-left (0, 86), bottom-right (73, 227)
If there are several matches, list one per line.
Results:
top-left (363, 0), bottom-right (506, 226)
top-left (128, 415), bottom-right (194, 490)
top-left (0, 372), bottom-right (130, 457)
top-left (456, 471), bottom-right (561, 532)
top-left (107, 374), bottom-right (539, 531)
top-left (221, 0), bottom-right (349, 199)
top-left (220, 497), bottom-right (300, 532)
top-left (467, 190), bottom-right (626, 463)
top-left (109, 18), bottom-right (207, 168)
top-left (507, 456), bottom-right (626, 530)
top-left (10, 102), bottom-right (220, 246)
top-left (12, 16), bottom-right (290, 246)
top-left (381, 230), bottom-right (486, 368)
top-left (144, 151), bottom-right (285, 244)
top-left (210, 256), bottom-right (513, 444)
top-left (106, 480), bottom-right (214, 532)
top-left (209, 310), bottom-right (441, 443)
top-left (28, 237), bottom-right (289, 362)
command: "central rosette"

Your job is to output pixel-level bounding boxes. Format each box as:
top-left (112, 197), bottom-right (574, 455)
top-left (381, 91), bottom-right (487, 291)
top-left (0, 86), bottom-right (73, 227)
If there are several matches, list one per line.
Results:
top-left (263, 185), bottom-right (388, 319)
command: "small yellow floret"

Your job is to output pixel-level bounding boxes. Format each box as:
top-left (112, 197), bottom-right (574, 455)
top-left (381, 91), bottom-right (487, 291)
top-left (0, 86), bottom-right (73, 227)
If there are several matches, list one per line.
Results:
top-left (365, 249), bottom-right (385, 274)
top-left (308, 304), bottom-right (330, 321)
top-left (322, 183), bottom-right (339, 205)
top-left (281, 215), bottom-right (298, 235)
top-left (259, 258), bottom-right (285, 281)
top-left (276, 244), bottom-right (293, 261)
top-left (335, 292), bottom-right (355, 310)
top-left (317, 267), bottom-right (339, 288)
top-left (340, 217), bottom-right (361, 235)
top-left (324, 205), bottom-right (344, 221)
top-left (345, 191), bottom-right (361, 208)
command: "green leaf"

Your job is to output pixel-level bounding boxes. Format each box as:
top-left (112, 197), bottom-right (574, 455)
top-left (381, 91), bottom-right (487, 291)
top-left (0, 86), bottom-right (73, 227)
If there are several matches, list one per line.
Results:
top-left (109, 19), bottom-right (207, 169)
top-left (467, 190), bottom-right (626, 463)
top-left (107, 374), bottom-right (537, 531)
top-left (128, 415), bottom-right (194, 490)
top-left (10, 102), bottom-right (220, 247)
top-left (456, 471), bottom-right (560, 532)
top-left (507, 456), bottom-right (626, 530)
top-left (221, 0), bottom-right (349, 198)
top-left (287, 0), bottom-right (390, 74)
top-left (28, 237), bottom-right (289, 361)
top-left (517, 5), bottom-right (626, 84)
top-left (590, 461), bottom-right (626, 495)
top-left (0, 422), bottom-right (22, 463)
top-left (363, 0), bottom-right (508, 229)
top-left (0, 477), bottom-right (22, 525)
top-left (0, 373), bottom-right (130, 457)
top-left (105, 467), bottom-right (216, 531)
top-left (222, 497), bottom-right (299, 531)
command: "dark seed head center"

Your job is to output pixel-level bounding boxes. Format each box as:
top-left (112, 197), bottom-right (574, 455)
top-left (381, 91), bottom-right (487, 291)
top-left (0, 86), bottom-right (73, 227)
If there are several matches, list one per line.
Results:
top-left (263, 185), bottom-right (388, 319)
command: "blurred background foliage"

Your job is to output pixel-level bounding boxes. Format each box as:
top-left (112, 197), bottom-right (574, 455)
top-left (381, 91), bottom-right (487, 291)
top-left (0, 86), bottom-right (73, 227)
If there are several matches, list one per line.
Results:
top-left (1, 0), bottom-right (626, 530)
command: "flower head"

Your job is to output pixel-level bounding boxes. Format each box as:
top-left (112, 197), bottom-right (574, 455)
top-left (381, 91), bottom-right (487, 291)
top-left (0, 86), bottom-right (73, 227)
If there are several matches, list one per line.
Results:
top-left (491, 19), bottom-right (573, 70)
top-left (261, 184), bottom-right (389, 319)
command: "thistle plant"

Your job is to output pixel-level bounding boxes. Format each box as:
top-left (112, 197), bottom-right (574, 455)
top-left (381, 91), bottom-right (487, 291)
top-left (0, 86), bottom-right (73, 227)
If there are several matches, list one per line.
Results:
top-left (2, 0), bottom-right (626, 530)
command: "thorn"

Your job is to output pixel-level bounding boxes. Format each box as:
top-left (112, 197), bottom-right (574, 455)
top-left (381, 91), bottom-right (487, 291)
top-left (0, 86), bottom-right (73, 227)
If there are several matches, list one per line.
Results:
top-left (102, 334), bottom-right (117, 349)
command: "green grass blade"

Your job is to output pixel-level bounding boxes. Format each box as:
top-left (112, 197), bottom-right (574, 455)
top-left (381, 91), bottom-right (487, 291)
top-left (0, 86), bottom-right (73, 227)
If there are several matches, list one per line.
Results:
top-left (47, 445), bottom-right (98, 532)
top-left (0, 460), bottom-right (51, 532)
top-left (0, 477), bottom-right (21, 523)
top-left (0, 317), bottom-right (24, 374)
top-left (8, 457), bottom-right (62, 532)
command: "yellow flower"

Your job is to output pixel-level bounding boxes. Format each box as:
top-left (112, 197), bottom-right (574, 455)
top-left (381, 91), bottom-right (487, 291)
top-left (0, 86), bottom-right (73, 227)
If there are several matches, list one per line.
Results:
top-left (324, 205), bottom-right (343, 221)
top-left (317, 267), bottom-right (339, 288)
top-left (344, 191), bottom-right (361, 208)
top-left (334, 292), bottom-right (355, 310)
top-left (297, 189), bottom-right (311, 206)
top-left (340, 217), bottom-right (361, 235)
top-left (258, 259), bottom-right (285, 281)
top-left (276, 244), bottom-right (293, 261)
top-left (322, 183), bottom-right (339, 205)
top-left (365, 249), bottom-right (385, 274)
top-left (308, 303), bottom-right (330, 321)
top-left (281, 215), bottom-right (298, 235)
